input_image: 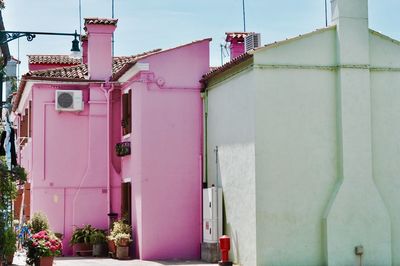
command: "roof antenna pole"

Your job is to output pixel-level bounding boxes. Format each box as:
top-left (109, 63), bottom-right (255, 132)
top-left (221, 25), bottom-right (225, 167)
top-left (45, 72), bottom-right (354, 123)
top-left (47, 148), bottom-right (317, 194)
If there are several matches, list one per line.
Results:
top-left (242, 0), bottom-right (246, 32)
top-left (17, 38), bottom-right (20, 86)
top-left (112, 0), bottom-right (115, 57)
top-left (79, 0), bottom-right (82, 37)
top-left (220, 44), bottom-right (224, 65)
top-left (324, 0), bottom-right (328, 27)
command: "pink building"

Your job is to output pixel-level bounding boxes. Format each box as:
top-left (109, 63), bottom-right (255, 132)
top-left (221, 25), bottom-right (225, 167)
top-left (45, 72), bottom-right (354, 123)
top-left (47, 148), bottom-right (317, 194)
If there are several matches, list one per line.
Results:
top-left (13, 17), bottom-right (210, 259)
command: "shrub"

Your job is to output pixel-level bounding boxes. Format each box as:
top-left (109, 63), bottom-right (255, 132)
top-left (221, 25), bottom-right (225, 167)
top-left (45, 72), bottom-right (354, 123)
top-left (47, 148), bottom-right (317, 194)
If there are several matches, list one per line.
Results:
top-left (90, 230), bottom-right (106, 245)
top-left (28, 212), bottom-right (49, 234)
top-left (109, 219), bottom-right (131, 240)
top-left (114, 233), bottom-right (132, 247)
top-left (3, 227), bottom-right (17, 256)
top-left (70, 224), bottom-right (97, 245)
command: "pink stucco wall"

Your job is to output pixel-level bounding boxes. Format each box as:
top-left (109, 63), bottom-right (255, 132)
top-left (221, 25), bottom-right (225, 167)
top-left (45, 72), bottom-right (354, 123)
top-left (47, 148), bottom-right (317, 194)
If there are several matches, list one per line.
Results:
top-left (17, 22), bottom-right (210, 259)
top-left (23, 84), bottom-right (110, 255)
top-left (230, 40), bottom-right (245, 60)
top-left (120, 39), bottom-right (210, 260)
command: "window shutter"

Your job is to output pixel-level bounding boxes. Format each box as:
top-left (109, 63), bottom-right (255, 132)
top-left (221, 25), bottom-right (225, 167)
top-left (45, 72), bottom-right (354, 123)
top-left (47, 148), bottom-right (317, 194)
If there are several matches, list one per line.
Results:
top-left (122, 93), bottom-right (129, 135)
top-left (127, 90), bottom-right (132, 134)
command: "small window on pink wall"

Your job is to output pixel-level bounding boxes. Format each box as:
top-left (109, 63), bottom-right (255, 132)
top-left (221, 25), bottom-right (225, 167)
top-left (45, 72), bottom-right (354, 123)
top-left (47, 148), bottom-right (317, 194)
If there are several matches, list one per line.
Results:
top-left (122, 90), bottom-right (132, 135)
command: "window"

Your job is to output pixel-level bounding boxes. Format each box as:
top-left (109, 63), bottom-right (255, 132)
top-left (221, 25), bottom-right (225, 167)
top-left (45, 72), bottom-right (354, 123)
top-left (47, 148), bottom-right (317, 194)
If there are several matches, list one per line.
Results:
top-left (122, 90), bottom-right (132, 135)
top-left (19, 101), bottom-right (32, 147)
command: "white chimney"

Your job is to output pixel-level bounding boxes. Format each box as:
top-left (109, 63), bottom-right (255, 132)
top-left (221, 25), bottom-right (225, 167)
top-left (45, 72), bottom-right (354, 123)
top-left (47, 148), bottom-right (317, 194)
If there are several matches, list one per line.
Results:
top-left (330, 0), bottom-right (369, 65)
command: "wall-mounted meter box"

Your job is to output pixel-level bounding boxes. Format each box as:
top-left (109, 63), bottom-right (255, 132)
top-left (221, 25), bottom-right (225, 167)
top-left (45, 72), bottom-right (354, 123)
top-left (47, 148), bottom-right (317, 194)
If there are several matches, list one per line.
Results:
top-left (203, 187), bottom-right (222, 243)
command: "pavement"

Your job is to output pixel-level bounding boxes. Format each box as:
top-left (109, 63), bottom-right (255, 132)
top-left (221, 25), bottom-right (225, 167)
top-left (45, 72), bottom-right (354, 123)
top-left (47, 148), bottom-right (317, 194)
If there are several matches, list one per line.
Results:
top-left (11, 251), bottom-right (218, 266)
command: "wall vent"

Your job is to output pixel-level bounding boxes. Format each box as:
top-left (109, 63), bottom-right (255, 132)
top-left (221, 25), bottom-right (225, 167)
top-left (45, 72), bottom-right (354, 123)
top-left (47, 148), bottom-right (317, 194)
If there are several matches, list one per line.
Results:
top-left (55, 90), bottom-right (83, 111)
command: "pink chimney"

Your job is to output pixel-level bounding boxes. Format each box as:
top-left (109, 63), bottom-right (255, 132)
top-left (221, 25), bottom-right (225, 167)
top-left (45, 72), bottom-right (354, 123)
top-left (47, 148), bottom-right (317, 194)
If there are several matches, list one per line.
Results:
top-left (84, 18), bottom-right (118, 81)
top-left (81, 35), bottom-right (88, 64)
top-left (225, 32), bottom-right (253, 60)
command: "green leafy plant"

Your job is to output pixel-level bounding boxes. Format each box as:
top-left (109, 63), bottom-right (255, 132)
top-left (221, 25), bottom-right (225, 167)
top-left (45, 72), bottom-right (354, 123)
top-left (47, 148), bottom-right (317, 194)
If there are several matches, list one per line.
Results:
top-left (90, 230), bottom-right (106, 245)
top-left (115, 141), bottom-right (131, 157)
top-left (3, 227), bottom-right (17, 257)
top-left (70, 224), bottom-right (97, 245)
top-left (0, 158), bottom-right (27, 261)
top-left (28, 212), bottom-right (49, 234)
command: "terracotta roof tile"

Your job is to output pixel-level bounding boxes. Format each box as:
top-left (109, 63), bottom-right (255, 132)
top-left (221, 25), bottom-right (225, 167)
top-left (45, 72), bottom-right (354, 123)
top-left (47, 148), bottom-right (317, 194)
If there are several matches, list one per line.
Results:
top-left (112, 49), bottom-right (161, 77)
top-left (84, 17), bottom-right (118, 26)
top-left (28, 55), bottom-right (81, 65)
top-left (25, 64), bottom-right (88, 80)
top-left (201, 53), bottom-right (253, 83)
top-left (225, 32), bottom-right (253, 41)
top-left (14, 38), bottom-right (212, 111)
top-left (24, 49), bottom-right (162, 81)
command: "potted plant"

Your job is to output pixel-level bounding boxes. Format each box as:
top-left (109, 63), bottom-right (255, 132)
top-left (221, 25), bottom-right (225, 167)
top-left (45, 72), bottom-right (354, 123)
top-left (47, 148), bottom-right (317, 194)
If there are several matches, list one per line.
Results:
top-left (115, 232), bottom-right (132, 259)
top-left (24, 230), bottom-right (62, 266)
top-left (108, 219), bottom-right (132, 259)
top-left (0, 159), bottom-right (26, 265)
top-left (3, 227), bottom-right (17, 265)
top-left (28, 212), bottom-right (50, 234)
top-left (90, 230), bottom-right (107, 257)
top-left (70, 224), bottom-right (96, 256)
top-left (115, 141), bottom-right (131, 157)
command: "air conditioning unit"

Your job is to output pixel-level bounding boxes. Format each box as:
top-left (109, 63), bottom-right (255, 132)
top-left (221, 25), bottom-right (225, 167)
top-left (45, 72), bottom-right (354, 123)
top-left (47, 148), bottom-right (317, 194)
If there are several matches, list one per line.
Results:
top-left (245, 33), bottom-right (261, 52)
top-left (55, 90), bottom-right (83, 111)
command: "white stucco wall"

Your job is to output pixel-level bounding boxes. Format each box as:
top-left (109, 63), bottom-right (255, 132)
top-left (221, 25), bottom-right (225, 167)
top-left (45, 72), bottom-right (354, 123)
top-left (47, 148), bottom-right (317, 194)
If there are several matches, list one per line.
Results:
top-left (206, 14), bottom-right (400, 266)
top-left (253, 27), bottom-right (337, 66)
top-left (252, 28), bottom-right (338, 266)
top-left (207, 70), bottom-right (257, 266)
top-left (255, 68), bottom-right (337, 265)
top-left (370, 32), bottom-right (400, 266)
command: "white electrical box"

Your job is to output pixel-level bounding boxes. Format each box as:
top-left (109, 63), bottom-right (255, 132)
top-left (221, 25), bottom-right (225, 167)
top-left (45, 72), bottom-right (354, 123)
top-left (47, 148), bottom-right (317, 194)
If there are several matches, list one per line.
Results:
top-left (203, 187), bottom-right (222, 243)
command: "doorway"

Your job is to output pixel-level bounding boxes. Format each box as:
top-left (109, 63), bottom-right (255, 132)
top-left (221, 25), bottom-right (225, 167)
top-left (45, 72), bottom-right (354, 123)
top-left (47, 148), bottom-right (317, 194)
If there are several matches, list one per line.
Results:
top-left (121, 182), bottom-right (131, 225)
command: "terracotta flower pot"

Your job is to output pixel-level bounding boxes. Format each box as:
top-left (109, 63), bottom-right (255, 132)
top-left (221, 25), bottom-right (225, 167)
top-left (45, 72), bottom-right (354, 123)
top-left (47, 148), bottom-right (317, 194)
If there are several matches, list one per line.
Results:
top-left (6, 254), bottom-right (14, 265)
top-left (116, 246), bottom-right (129, 259)
top-left (118, 238), bottom-right (130, 247)
top-left (73, 243), bottom-right (92, 256)
top-left (39, 256), bottom-right (54, 266)
top-left (107, 239), bottom-right (116, 254)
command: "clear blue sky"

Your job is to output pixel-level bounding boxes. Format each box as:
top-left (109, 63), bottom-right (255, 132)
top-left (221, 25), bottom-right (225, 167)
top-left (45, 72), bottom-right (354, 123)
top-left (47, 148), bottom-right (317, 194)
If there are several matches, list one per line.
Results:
top-left (3, 0), bottom-right (400, 77)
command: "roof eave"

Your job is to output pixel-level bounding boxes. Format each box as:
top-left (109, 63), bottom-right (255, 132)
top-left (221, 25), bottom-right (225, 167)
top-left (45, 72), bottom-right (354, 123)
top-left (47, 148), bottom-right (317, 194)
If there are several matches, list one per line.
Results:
top-left (201, 53), bottom-right (253, 90)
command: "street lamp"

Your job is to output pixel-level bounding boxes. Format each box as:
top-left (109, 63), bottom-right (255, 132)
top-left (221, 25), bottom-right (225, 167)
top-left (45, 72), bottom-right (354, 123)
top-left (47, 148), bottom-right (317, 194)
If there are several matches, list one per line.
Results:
top-left (0, 30), bottom-right (80, 52)
top-left (0, 29), bottom-right (81, 111)
top-left (70, 30), bottom-right (81, 58)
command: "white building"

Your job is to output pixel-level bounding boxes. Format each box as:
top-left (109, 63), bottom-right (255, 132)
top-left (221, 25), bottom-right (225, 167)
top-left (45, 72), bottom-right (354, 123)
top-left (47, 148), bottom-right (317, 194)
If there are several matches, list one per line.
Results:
top-left (202, 0), bottom-right (400, 265)
top-left (5, 57), bottom-right (19, 100)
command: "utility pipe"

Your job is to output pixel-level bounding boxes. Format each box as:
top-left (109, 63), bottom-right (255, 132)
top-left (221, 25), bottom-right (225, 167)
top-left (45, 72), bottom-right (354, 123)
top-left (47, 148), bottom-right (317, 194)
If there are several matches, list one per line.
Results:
top-left (101, 83), bottom-right (117, 227)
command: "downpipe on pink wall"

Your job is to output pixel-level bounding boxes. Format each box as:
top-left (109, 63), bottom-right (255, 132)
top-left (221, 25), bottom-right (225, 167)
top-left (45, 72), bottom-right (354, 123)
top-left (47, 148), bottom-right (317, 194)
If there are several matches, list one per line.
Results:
top-left (100, 82), bottom-right (116, 227)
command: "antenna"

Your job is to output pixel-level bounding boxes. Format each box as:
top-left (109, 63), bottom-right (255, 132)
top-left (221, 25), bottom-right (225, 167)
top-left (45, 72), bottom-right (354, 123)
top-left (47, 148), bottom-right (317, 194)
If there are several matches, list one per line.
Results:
top-left (242, 0), bottom-right (246, 32)
top-left (112, 0), bottom-right (115, 56)
top-left (79, 0), bottom-right (82, 37)
top-left (17, 38), bottom-right (20, 86)
top-left (220, 43), bottom-right (230, 65)
top-left (220, 44), bottom-right (223, 65)
top-left (324, 0), bottom-right (328, 27)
